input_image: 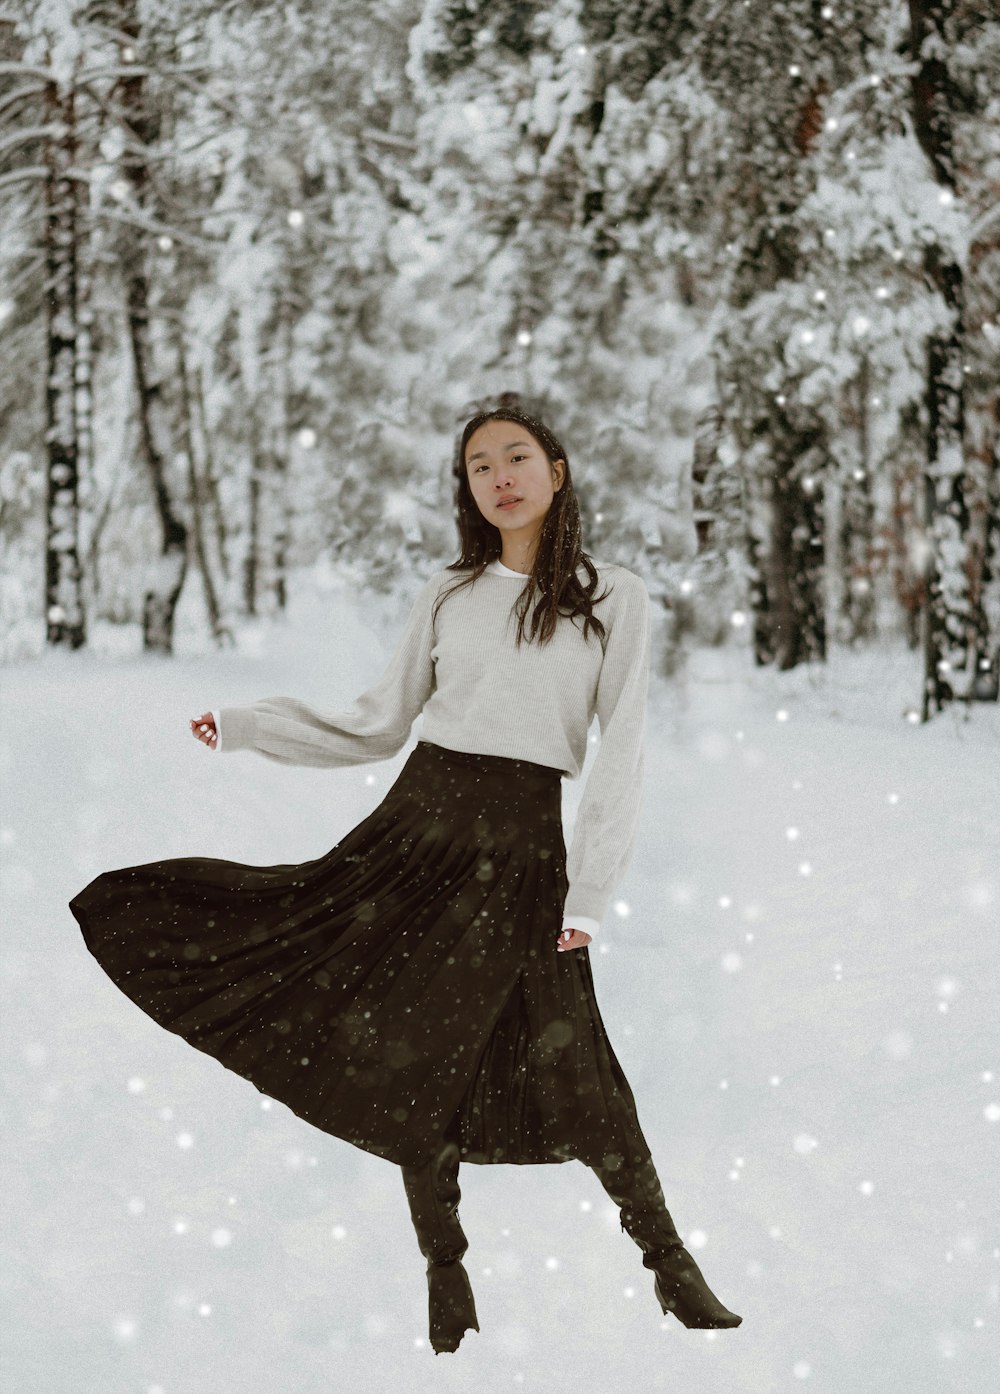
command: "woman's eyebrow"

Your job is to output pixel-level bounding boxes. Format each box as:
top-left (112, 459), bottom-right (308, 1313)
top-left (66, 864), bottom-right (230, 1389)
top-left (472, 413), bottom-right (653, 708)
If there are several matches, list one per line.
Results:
top-left (467, 440), bottom-right (532, 464)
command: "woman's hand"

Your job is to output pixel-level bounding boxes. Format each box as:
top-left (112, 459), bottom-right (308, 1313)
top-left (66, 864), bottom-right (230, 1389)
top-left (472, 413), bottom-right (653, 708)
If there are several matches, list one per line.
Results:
top-left (556, 927), bottom-right (592, 952)
top-left (190, 712), bottom-right (218, 748)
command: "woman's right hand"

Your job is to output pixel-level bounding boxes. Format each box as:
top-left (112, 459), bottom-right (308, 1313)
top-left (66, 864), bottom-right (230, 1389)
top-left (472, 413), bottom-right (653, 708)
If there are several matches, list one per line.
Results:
top-left (190, 712), bottom-right (218, 748)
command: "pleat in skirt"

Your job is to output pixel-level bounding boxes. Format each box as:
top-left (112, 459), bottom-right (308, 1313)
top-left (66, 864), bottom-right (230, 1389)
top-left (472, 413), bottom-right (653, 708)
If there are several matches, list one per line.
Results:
top-left (69, 739), bottom-right (653, 1171)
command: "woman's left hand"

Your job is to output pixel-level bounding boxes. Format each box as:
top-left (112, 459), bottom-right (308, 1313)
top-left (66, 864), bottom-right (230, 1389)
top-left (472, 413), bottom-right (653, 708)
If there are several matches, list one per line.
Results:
top-left (556, 927), bottom-right (592, 952)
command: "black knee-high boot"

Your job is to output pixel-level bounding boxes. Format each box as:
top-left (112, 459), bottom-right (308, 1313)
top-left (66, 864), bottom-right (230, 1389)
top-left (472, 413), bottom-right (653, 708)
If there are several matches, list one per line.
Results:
top-left (592, 1150), bottom-right (743, 1329)
top-left (400, 1139), bottom-right (480, 1354)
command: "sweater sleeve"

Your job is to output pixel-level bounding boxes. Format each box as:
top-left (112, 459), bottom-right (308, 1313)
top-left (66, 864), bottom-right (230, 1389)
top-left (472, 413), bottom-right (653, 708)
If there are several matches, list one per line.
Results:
top-left (561, 571), bottom-right (651, 930)
top-left (213, 571), bottom-right (442, 767)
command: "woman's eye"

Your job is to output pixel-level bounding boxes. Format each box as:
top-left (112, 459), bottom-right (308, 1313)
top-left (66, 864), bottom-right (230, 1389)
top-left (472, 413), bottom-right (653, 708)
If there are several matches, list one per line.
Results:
top-left (474, 455), bottom-right (526, 472)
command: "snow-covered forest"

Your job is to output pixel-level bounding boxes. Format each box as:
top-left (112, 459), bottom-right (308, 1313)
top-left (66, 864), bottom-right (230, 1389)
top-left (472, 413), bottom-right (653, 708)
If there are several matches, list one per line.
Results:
top-left (3, 0), bottom-right (998, 708)
top-left (2, 2), bottom-right (999, 1392)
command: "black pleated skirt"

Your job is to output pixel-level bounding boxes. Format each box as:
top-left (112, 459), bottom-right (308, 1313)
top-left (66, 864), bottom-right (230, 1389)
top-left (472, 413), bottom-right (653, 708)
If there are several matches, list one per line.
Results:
top-left (68, 739), bottom-right (653, 1171)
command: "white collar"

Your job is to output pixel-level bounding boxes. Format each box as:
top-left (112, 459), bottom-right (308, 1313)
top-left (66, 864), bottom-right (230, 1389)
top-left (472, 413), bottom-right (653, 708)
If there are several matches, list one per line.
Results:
top-left (486, 558), bottom-right (530, 578)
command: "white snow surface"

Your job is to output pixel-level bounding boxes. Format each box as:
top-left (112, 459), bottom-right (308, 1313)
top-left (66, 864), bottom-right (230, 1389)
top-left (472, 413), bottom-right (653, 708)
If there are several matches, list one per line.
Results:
top-left (2, 560), bottom-right (998, 1393)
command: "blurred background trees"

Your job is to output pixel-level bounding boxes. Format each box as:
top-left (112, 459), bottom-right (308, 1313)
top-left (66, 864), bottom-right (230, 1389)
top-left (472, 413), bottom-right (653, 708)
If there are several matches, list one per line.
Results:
top-left (2, 0), bottom-right (997, 718)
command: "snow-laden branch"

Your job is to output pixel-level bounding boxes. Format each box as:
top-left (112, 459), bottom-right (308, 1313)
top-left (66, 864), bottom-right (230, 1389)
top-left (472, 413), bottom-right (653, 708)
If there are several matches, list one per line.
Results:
top-left (72, 18), bottom-right (148, 49)
top-left (0, 83), bottom-right (50, 119)
top-left (358, 126), bottom-right (418, 153)
top-left (0, 165), bottom-right (50, 191)
top-left (0, 251), bottom-right (48, 301)
top-left (76, 62), bottom-right (216, 84)
top-left (166, 70), bottom-right (286, 136)
top-left (0, 125), bottom-right (60, 157)
top-left (0, 63), bottom-right (56, 83)
top-left (93, 203), bottom-right (224, 252)
top-left (818, 57), bottom-right (924, 140)
top-left (968, 202), bottom-right (1000, 245)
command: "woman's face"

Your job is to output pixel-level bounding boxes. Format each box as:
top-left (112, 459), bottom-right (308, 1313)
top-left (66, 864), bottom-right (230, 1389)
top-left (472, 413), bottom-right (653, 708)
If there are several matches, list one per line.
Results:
top-left (464, 420), bottom-right (564, 555)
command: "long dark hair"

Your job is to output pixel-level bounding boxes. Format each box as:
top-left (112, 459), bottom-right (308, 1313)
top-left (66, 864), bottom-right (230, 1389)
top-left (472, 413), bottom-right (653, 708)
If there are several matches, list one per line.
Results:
top-left (432, 406), bottom-right (612, 649)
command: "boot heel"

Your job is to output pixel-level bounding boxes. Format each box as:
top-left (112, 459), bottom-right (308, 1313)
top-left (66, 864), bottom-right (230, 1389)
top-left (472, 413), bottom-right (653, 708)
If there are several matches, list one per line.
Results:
top-left (427, 1257), bottom-right (480, 1354)
top-left (651, 1250), bottom-right (742, 1329)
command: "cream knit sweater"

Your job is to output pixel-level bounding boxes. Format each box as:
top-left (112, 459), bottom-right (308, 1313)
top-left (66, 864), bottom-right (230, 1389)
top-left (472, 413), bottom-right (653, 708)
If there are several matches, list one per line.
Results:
top-left (210, 556), bottom-right (651, 940)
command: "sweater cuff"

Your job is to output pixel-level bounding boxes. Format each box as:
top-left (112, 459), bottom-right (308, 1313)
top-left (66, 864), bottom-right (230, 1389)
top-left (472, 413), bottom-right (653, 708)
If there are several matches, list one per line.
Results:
top-left (216, 705), bottom-right (257, 753)
top-left (561, 913), bottom-right (601, 941)
top-left (562, 882), bottom-right (610, 927)
top-left (210, 709), bottom-right (222, 751)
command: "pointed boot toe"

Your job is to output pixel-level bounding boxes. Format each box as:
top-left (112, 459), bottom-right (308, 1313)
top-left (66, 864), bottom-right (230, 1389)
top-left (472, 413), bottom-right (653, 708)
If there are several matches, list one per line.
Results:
top-left (428, 1257), bottom-right (480, 1354)
top-left (651, 1248), bottom-right (742, 1329)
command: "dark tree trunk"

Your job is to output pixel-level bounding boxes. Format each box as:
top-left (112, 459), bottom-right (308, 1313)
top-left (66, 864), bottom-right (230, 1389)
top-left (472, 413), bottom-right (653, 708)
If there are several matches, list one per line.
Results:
top-left (271, 291), bottom-right (294, 614)
top-left (747, 519), bottom-right (777, 666)
top-left (966, 391), bottom-right (1000, 699)
top-left (244, 438), bottom-right (263, 617)
top-left (768, 433), bottom-right (827, 669)
top-left (888, 418), bottom-right (924, 652)
top-left (840, 354), bottom-right (877, 644)
top-left (726, 184), bottom-right (831, 671)
top-left (907, 0), bottom-right (977, 716)
top-left (175, 323), bottom-right (230, 644)
top-left (43, 76), bottom-right (86, 651)
top-left (190, 358), bottom-right (231, 585)
top-left (116, 0), bottom-right (187, 654)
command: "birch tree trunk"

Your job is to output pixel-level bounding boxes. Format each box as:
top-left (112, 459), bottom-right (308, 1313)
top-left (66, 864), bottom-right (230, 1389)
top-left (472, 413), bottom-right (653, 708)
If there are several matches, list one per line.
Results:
top-left (43, 74), bottom-right (86, 650)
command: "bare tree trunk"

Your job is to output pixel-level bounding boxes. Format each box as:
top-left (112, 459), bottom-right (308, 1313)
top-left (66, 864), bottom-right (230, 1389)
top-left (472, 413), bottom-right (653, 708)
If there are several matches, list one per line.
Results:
top-left (732, 442), bottom-right (778, 666)
top-left (77, 239), bottom-right (95, 569)
top-left (244, 429), bottom-right (263, 617)
top-left (43, 74), bottom-right (86, 650)
top-left (726, 234), bottom-right (831, 669)
top-left (190, 357), bottom-right (230, 584)
top-left (116, 0), bottom-right (187, 654)
top-left (175, 322), bottom-right (230, 644)
top-left (242, 299), bottom-right (293, 620)
top-left (747, 519), bottom-right (776, 665)
top-left (840, 355), bottom-right (877, 644)
top-left (966, 391), bottom-right (1000, 699)
top-left (271, 290), bottom-right (294, 613)
top-left (767, 432), bottom-right (827, 669)
top-left (888, 429), bottom-right (924, 651)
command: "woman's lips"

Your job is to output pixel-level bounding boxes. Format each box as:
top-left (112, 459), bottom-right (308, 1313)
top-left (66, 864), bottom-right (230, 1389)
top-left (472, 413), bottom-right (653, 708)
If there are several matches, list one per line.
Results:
top-left (497, 498), bottom-right (522, 509)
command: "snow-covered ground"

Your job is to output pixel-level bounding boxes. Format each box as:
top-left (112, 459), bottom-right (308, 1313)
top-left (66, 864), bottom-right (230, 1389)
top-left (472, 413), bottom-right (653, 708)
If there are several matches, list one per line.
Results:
top-left (3, 561), bottom-right (998, 1394)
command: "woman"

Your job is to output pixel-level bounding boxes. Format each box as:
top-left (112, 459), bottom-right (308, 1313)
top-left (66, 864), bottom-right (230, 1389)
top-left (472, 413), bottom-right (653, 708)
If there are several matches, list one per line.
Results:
top-left (69, 407), bottom-right (742, 1354)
